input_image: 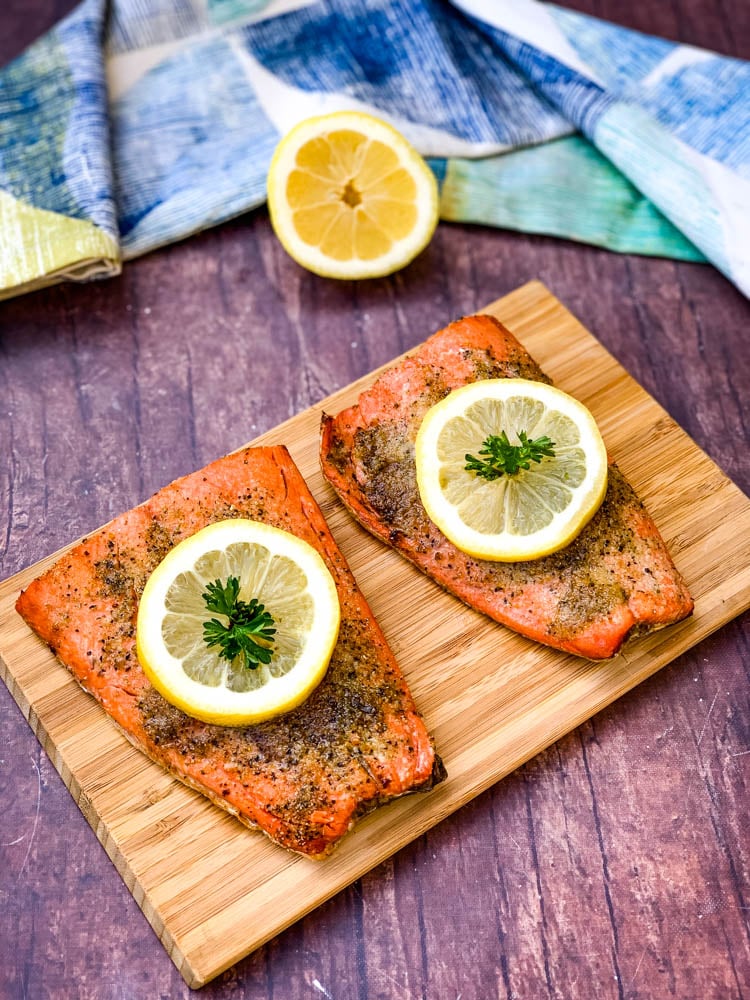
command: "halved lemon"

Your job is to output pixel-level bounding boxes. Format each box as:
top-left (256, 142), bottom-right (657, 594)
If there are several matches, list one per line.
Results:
top-left (267, 111), bottom-right (439, 279)
top-left (136, 519), bottom-right (340, 726)
top-left (415, 379), bottom-right (608, 561)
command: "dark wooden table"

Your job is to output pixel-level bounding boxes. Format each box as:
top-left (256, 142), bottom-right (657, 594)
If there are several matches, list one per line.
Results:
top-left (1, 3), bottom-right (749, 998)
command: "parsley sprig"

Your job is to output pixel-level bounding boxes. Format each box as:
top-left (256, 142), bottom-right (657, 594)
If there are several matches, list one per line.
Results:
top-left (202, 576), bottom-right (276, 670)
top-left (465, 431), bottom-right (556, 480)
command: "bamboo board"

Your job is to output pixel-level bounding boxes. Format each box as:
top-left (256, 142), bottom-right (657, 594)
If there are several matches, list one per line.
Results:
top-left (2, 281), bottom-right (750, 988)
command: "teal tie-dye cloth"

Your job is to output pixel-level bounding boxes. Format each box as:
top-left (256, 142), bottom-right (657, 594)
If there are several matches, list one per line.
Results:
top-left (1, 0), bottom-right (748, 300)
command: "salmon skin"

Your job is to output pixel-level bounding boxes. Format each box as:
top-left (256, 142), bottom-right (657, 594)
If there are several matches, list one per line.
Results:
top-left (16, 445), bottom-right (445, 858)
top-left (320, 314), bottom-right (694, 660)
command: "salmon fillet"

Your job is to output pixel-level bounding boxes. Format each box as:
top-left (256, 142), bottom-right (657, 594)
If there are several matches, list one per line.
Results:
top-left (320, 315), bottom-right (694, 660)
top-left (16, 445), bottom-right (445, 857)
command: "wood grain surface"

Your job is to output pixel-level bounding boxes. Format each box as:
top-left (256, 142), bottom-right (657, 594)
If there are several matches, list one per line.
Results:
top-left (3, 280), bottom-right (747, 989)
top-left (1, 3), bottom-right (749, 999)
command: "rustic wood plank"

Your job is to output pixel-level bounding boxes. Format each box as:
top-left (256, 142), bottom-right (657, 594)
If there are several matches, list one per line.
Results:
top-left (1, 1), bottom-right (749, 998)
top-left (2, 244), bottom-right (749, 1000)
top-left (2, 279), bottom-right (749, 989)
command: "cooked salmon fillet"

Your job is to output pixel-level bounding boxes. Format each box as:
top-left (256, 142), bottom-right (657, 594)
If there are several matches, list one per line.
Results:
top-left (320, 314), bottom-right (694, 660)
top-left (16, 445), bottom-right (444, 857)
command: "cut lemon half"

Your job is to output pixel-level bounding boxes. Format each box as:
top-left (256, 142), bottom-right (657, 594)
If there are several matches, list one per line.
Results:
top-left (267, 111), bottom-right (438, 279)
top-left (136, 519), bottom-right (340, 726)
top-left (415, 379), bottom-right (608, 561)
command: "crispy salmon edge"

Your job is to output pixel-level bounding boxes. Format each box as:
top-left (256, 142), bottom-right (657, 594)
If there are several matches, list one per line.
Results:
top-left (111, 716), bottom-right (446, 860)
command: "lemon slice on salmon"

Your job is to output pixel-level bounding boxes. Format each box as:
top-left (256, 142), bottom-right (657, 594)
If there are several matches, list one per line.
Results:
top-left (136, 519), bottom-right (340, 725)
top-left (267, 111), bottom-right (438, 279)
top-left (415, 379), bottom-right (608, 561)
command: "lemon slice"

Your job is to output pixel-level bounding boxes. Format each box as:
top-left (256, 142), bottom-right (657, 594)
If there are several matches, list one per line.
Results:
top-left (267, 111), bottom-right (439, 279)
top-left (136, 519), bottom-right (340, 725)
top-left (415, 379), bottom-right (608, 561)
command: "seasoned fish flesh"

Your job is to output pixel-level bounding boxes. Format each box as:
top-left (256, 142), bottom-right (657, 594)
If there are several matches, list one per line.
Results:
top-left (16, 445), bottom-right (444, 857)
top-left (320, 315), bottom-right (694, 660)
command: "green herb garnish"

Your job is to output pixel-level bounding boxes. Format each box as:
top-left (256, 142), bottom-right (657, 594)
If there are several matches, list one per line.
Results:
top-left (465, 431), bottom-right (556, 480)
top-left (202, 576), bottom-right (276, 670)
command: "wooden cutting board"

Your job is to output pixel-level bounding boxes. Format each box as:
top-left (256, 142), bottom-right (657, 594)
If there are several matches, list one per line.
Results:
top-left (2, 281), bottom-right (749, 988)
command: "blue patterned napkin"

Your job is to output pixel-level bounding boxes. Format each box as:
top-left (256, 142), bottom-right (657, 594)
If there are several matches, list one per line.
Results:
top-left (1, 0), bottom-right (748, 300)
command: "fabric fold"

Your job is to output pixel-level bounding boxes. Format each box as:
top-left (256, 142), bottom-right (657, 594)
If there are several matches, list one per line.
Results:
top-left (0, 0), bottom-right (120, 298)
top-left (455, 0), bottom-right (748, 291)
top-left (0, 0), bottom-right (746, 301)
